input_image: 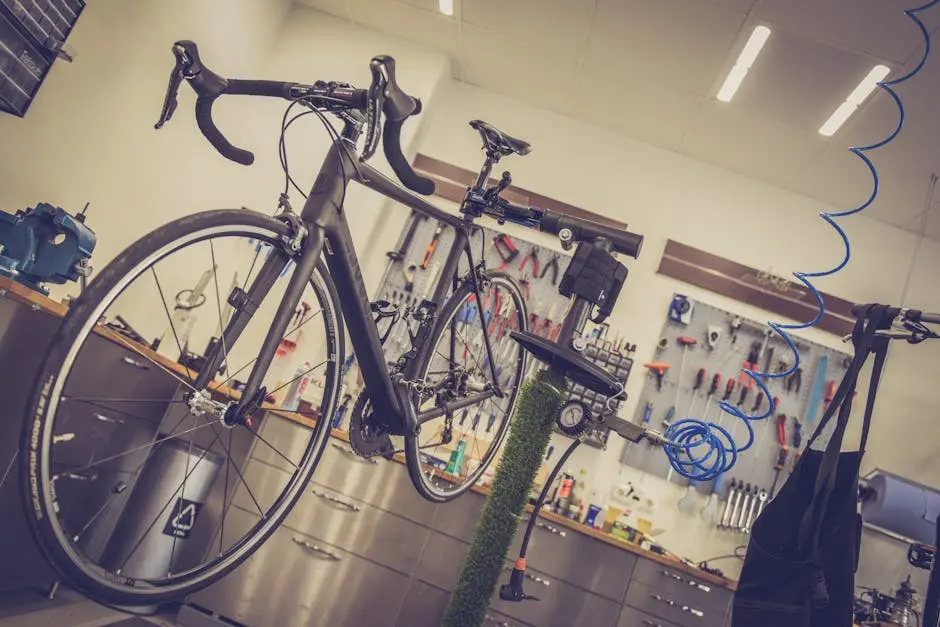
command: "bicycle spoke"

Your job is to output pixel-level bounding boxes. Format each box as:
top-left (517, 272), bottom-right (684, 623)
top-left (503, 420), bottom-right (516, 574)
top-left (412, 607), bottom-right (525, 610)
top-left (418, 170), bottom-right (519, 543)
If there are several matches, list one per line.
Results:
top-left (170, 406), bottom-right (198, 571)
top-left (219, 428), bottom-right (232, 557)
top-left (202, 419), bottom-right (266, 517)
top-left (151, 267), bottom-right (196, 385)
top-left (241, 243), bottom-right (263, 294)
top-left (63, 397), bottom-right (188, 404)
top-left (209, 240), bottom-right (232, 376)
top-left (268, 359), bottom-right (327, 396)
top-left (240, 425), bottom-right (300, 471)
top-left (56, 422), bottom-right (215, 477)
top-left (216, 309), bottom-right (323, 390)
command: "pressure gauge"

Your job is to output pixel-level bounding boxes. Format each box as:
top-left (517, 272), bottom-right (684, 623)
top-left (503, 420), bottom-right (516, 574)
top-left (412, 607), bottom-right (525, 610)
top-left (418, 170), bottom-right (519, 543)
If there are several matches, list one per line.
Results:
top-left (556, 400), bottom-right (591, 436)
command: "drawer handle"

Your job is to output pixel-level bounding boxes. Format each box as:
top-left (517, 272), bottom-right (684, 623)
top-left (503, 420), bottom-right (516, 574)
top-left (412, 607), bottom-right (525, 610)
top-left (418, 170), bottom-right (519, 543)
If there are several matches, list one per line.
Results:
top-left (660, 569), bottom-right (711, 593)
top-left (660, 569), bottom-right (683, 582)
top-left (690, 581), bottom-right (711, 593)
top-left (93, 413), bottom-right (126, 425)
top-left (483, 614), bottom-right (517, 627)
top-left (642, 621), bottom-right (664, 627)
top-left (649, 593), bottom-right (704, 618)
top-left (311, 488), bottom-right (360, 512)
top-left (535, 521), bottom-right (566, 537)
top-left (331, 442), bottom-right (378, 464)
top-left (121, 356), bottom-right (150, 370)
top-left (292, 537), bottom-right (342, 561)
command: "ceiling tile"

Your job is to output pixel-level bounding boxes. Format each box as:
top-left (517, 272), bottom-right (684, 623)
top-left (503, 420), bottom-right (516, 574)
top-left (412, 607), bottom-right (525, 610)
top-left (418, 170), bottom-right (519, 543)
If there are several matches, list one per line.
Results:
top-left (682, 101), bottom-right (827, 188)
top-left (462, 0), bottom-right (593, 50)
top-left (296, 0), bottom-right (350, 19)
top-left (731, 29), bottom-right (880, 132)
top-left (587, 0), bottom-right (748, 95)
top-left (754, 0), bottom-right (940, 66)
top-left (349, 0), bottom-right (459, 57)
top-left (578, 61), bottom-right (704, 149)
top-left (462, 23), bottom-right (579, 116)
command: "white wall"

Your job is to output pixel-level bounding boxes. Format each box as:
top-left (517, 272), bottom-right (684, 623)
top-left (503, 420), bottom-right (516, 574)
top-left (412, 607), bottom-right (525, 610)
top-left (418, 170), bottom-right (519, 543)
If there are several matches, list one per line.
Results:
top-left (419, 79), bottom-right (940, 574)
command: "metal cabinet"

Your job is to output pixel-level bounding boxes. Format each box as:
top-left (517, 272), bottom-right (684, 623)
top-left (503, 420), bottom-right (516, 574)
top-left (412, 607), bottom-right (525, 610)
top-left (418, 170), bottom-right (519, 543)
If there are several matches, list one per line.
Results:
top-left (510, 512), bottom-right (637, 603)
top-left (630, 558), bottom-right (733, 615)
top-left (617, 605), bottom-right (683, 627)
top-left (624, 578), bottom-right (726, 627)
top-left (431, 487), bottom-right (486, 542)
top-left (191, 505), bottom-right (411, 627)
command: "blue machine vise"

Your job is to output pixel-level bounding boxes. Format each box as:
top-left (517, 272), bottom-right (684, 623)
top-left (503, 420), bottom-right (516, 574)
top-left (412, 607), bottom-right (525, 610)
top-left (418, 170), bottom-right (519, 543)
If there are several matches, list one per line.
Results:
top-left (0, 202), bottom-right (96, 295)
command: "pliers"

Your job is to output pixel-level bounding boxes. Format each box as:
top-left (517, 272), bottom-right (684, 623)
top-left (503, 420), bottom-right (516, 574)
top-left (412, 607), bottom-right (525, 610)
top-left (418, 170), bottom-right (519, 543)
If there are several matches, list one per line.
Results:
top-left (786, 367), bottom-right (802, 393)
top-left (540, 254), bottom-right (560, 285)
top-left (519, 247), bottom-right (540, 276)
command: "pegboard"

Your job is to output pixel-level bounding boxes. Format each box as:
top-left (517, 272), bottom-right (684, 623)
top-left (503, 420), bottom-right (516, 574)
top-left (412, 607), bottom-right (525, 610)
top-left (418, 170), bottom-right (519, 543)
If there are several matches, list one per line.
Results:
top-left (373, 216), bottom-right (575, 363)
top-left (621, 294), bottom-right (852, 499)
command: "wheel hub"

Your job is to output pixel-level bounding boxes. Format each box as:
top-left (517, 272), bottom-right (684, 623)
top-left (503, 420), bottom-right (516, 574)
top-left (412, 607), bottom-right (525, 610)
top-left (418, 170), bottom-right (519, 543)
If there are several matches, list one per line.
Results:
top-left (187, 390), bottom-right (228, 423)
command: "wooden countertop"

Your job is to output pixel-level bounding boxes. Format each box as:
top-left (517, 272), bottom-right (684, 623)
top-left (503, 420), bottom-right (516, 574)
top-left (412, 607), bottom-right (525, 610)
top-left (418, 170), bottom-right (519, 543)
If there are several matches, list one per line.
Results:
top-left (0, 276), bottom-right (737, 590)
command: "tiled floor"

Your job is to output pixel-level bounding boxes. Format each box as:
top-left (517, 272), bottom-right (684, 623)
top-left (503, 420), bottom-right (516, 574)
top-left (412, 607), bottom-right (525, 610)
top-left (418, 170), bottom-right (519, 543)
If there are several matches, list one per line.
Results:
top-left (0, 587), bottom-right (178, 627)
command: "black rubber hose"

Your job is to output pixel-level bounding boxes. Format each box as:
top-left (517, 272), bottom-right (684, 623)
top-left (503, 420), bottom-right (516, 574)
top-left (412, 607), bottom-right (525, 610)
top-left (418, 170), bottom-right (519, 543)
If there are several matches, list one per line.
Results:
top-left (519, 438), bottom-right (580, 560)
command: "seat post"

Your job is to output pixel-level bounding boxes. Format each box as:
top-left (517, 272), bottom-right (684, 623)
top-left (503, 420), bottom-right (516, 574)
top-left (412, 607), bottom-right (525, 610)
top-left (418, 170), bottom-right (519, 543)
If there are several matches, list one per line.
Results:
top-left (474, 155), bottom-right (496, 189)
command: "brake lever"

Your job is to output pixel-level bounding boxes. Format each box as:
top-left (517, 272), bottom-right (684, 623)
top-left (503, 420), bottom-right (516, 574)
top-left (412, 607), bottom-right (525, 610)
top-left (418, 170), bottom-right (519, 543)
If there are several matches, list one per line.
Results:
top-left (155, 44), bottom-right (195, 129)
top-left (362, 60), bottom-right (387, 161)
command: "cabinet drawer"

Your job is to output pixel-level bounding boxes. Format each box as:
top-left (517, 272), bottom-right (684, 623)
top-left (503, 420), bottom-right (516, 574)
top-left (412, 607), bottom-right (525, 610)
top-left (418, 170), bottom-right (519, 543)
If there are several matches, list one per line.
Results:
top-left (251, 416), bottom-right (438, 526)
top-left (51, 401), bottom-right (160, 470)
top-left (231, 457), bottom-right (429, 575)
top-left (625, 579), bottom-right (725, 627)
top-left (617, 605), bottom-right (682, 627)
top-left (631, 558), bottom-right (733, 613)
top-left (191, 505), bottom-right (411, 627)
top-left (490, 564), bottom-right (621, 627)
top-left (510, 513), bottom-right (636, 602)
top-left (414, 529), bottom-right (469, 591)
top-left (431, 487), bottom-right (486, 541)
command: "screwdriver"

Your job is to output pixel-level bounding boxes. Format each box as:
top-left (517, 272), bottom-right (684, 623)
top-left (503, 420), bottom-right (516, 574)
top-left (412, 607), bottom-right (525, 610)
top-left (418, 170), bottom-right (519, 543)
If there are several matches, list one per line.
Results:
top-left (792, 418), bottom-right (803, 462)
top-left (751, 391), bottom-right (765, 414)
top-left (700, 374), bottom-right (722, 422)
top-left (686, 368), bottom-right (706, 417)
top-left (736, 384), bottom-right (749, 408)
top-left (769, 414), bottom-right (788, 498)
top-left (707, 377), bottom-right (735, 423)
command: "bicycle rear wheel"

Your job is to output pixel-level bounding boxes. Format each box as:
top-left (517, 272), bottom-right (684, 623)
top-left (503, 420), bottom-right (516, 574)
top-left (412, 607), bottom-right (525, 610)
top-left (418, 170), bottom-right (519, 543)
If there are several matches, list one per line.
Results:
top-left (20, 210), bottom-right (343, 606)
top-left (405, 272), bottom-right (527, 502)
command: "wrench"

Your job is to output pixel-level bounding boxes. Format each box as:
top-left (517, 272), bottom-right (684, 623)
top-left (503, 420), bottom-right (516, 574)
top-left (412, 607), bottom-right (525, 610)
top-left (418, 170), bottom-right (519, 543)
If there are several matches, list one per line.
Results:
top-left (730, 483), bottom-right (751, 531)
top-left (741, 487), bottom-right (761, 534)
top-left (752, 490), bottom-right (768, 527)
top-left (718, 478), bottom-right (738, 529)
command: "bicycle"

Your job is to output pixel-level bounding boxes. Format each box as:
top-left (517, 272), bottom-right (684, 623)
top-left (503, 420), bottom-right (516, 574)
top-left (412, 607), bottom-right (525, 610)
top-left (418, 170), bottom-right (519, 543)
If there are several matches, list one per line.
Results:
top-left (19, 40), bottom-right (642, 606)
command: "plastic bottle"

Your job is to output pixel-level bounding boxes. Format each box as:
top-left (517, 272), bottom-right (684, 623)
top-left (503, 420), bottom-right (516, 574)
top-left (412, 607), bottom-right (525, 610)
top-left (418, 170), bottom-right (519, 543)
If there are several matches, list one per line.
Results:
top-left (446, 434), bottom-right (469, 475)
top-left (281, 361), bottom-right (312, 411)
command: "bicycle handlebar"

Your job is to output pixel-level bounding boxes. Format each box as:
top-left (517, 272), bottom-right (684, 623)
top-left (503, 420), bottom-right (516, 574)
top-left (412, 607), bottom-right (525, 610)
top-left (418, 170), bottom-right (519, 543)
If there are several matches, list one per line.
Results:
top-left (850, 304), bottom-right (940, 326)
top-left (156, 41), bottom-right (436, 195)
top-left (490, 197), bottom-right (643, 259)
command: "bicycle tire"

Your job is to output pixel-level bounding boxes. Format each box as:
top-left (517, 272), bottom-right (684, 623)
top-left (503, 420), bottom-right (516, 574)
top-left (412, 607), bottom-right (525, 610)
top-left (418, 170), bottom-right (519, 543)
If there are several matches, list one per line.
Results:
top-left (19, 209), bottom-right (344, 606)
top-left (404, 271), bottom-right (528, 502)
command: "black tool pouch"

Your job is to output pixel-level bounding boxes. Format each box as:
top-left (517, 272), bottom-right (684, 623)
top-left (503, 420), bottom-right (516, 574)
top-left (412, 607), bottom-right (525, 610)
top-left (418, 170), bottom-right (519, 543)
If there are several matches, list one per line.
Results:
top-left (558, 241), bottom-right (627, 324)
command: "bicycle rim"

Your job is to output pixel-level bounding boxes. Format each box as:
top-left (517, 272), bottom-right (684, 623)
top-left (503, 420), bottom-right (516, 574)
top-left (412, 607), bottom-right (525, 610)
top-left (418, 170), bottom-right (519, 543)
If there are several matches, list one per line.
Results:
top-left (22, 211), bottom-right (342, 604)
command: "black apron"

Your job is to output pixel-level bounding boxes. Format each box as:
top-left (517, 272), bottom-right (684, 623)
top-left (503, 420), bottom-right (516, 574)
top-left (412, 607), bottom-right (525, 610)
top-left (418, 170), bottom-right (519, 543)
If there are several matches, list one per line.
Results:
top-left (732, 305), bottom-right (893, 627)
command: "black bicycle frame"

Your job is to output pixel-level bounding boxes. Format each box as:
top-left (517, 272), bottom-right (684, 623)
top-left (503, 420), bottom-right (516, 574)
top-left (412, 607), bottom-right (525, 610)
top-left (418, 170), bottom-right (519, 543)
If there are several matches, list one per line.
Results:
top-left (201, 135), bottom-right (501, 436)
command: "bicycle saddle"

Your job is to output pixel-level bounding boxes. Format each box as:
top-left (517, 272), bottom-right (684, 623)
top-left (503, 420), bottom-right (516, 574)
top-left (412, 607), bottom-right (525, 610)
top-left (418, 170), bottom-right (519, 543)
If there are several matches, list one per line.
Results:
top-left (470, 120), bottom-right (532, 157)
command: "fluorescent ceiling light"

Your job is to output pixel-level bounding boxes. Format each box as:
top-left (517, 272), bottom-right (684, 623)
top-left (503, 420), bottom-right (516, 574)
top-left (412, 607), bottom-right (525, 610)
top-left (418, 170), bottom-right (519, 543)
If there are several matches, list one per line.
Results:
top-left (716, 25), bottom-right (771, 103)
top-left (439, 0), bottom-right (454, 16)
top-left (818, 64), bottom-right (891, 136)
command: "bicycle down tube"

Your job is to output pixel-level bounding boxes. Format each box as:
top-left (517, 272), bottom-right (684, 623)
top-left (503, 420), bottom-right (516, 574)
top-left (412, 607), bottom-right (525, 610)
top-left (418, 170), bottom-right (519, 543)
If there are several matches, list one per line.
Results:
top-left (216, 136), bottom-right (500, 436)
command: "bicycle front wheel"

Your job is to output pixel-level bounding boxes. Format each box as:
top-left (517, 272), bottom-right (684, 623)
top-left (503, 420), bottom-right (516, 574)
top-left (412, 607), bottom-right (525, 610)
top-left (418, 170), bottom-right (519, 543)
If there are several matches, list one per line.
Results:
top-left (20, 209), bottom-right (343, 606)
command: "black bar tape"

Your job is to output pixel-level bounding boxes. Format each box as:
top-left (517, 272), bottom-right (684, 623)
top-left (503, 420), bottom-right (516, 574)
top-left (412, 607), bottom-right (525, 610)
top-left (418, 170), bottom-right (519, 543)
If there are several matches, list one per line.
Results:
top-left (195, 96), bottom-right (254, 166)
top-left (383, 118), bottom-right (435, 196)
top-left (225, 79), bottom-right (294, 98)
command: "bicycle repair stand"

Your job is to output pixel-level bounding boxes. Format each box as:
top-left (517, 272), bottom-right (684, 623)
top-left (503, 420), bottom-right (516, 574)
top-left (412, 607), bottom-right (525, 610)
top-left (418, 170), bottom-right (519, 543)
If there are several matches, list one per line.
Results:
top-left (500, 236), bottom-right (667, 603)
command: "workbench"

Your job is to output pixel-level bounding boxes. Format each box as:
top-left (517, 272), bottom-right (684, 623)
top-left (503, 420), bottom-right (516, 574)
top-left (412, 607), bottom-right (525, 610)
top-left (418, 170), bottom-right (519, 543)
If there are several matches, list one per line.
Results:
top-left (0, 276), bottom-right (736, 626)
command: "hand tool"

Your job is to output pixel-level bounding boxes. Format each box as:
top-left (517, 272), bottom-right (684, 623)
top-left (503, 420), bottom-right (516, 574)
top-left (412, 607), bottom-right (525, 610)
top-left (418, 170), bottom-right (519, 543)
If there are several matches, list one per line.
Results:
top-left (696, 373), bottom-right (720, 420)
top-left (685, 368), bottom-right (706, 417)
top-left (705, 376), bottom-right (734, 422)
top-left (492, 234), bottom-right (519, 270)
top-left (539, 254), bottom-right (560, 285)
top-left (518, 277), bottom-right (531, 301)
top-left (662, 405), bottom-right (675, 428)
top-left (763, 345), bottom-right (775, 374)
top-left (706, 325), bottom-right (722, 349)
top-left (823, 380), bottom-right (836, 414)
top-left (769, 414), bottom-right (788, 498)
top-left (471, 410), bottom-right (482, 430)
top-left (386, 210), bottom-right (427, 263)
top-left (657, 336), bottom-right (669, 350)
top-left (740, 341), bottom-right (760, 387)
top-left (672, 336), bottom-right (697, 417)
top-left (641, 401), bottom-right (654, 425)
top-left (718, 478), bottom-right (738, 529)
top-left (729, 316), bottom-right (742, 344)
top-left (792, 418), bottom-right (803, 462)
top-left (420, 221), bottom-right (445, 269)
top-left (751, 391), bottom-right (765, 413)
top-left (668, 294), bottom-right (694, 324)
top-left (643, 362), bottom-right (670, 392)
top-left (402, 263), bottom-right (417, 293)
top-left (753, 489), bottom-right (768, 523)
top-left (458, 408), bottom-right (468, 426)
top-left (734, 484), bottom-right (753, 532)
top-left (804, 354), bottom-right (828, 424)
top-left (486, 411), bottom-right (498, 433)
top-left (736, 384), bottom-right (749, 409)
top-left (153, 265), bottom-right (215, 353)
top-left (786, 366), bottom-right (803, 393)
top-left (519, 247), bottom-right (540, 276)
top-left (742, 487), bottom-right (763, 534)
top-left (728, 482), bottom-right (749, 531)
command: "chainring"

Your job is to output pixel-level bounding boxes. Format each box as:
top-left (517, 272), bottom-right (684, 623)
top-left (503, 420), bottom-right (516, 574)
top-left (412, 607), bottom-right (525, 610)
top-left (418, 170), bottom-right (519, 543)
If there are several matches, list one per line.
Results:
top-left (348, 393), bottom-right (396, 459)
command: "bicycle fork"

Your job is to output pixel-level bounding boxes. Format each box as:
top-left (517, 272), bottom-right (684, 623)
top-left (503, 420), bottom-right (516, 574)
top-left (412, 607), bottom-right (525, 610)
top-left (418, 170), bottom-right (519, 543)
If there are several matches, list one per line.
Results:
top-left (193, 227), bottom-right (325, 425)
